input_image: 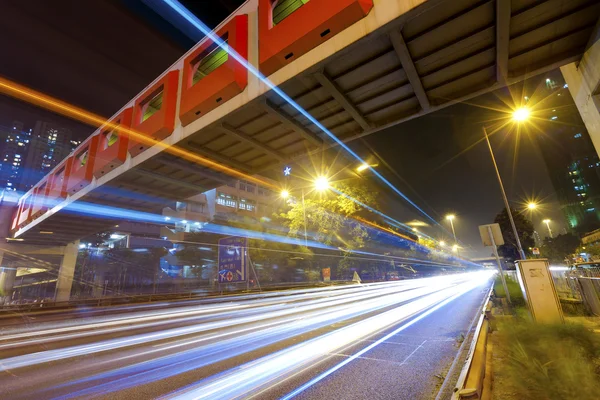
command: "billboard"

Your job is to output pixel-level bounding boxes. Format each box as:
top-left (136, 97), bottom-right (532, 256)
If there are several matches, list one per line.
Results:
top-left (218, 236), bottom-right (248, 283)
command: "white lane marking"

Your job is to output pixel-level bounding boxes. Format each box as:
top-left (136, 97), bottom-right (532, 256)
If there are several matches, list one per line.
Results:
top-left (399, 340), bottom-right (427, 365)
top-left (327, 353), bottom-right (405, 366)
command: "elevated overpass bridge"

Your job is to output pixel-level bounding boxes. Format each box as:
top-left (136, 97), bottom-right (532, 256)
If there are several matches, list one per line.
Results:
top-left (6, 0), bottom-right (600, 247)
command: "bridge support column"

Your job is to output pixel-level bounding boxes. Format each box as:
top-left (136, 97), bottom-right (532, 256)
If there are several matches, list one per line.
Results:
top-left (561, 33), bottom-right (600, 154)
top-left (54, 241), bottom-right (79, 303)
top-left (0, 252), bottom-right (17, 305)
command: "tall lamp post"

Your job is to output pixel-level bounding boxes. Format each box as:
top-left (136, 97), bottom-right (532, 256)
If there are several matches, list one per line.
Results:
top-left (482, 108), bottom-right (530, 260)
top-left (281, 176), bottom-right (330, 248)
top-left (446, 214), bottom-right (459, 256)
top-left (543, 219), bottom-right (553, 238)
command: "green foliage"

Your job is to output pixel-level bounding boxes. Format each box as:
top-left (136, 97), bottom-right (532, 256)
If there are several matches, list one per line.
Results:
top-left (494, 207), bottom-right (535, 261)
top-left (494, 275), bottom-right (525, 307)
top-left (280, 180), bottom-right (376, 275)
top-left (497, 319), bottom-right (600, 400)
top-left (540, 233), bottom-right (580, 263)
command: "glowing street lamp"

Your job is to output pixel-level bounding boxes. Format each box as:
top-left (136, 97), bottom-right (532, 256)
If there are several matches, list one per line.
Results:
top-left (481, 107), bottom-right (533, 260)
top-left (281, 190), bottom-right (290, 199)
top-left (512, 107), bottom-right (530, 122)
top-left (439, 241), bottom-right (446, 247)
top-left (543, 219), bottom-right (553, 238)
top-left (445, 214), bottom-right (459, 257)
top-left (527, 202), bottom-right (537, 210)
top-left (314, 176), bottom-right (330, 191)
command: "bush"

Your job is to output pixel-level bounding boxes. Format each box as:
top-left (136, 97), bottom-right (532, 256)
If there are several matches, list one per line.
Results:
top-left (494, 275), bottom-right (526, 307)
top-left (497, 320), bottom-right (600, 400)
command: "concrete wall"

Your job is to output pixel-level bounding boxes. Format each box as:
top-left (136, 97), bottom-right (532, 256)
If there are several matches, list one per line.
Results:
top-left (561, 32), bottom-right (600, 155)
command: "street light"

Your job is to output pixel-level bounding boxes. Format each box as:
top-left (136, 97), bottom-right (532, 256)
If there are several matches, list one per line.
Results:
top-left (543, 219), bottom-right (553, 238)
top-left (481, 108), bottom-right (532, 259)
top-left (527, 202), bottom-right (537, 210)
top-left (439, 241), bottom-right (446, 247)
top-left (356, 163), bottom-right (370, 172)
top-left (281, 190), bottom-right (290, 199)
top-left (512, 107), bottom-right (530, 122)
top-left (445, 214), bottom-right (459, 257)
top-left (314, 176), bottom-right (330, 191)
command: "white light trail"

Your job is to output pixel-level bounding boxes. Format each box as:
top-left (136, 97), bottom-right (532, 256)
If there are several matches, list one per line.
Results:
top-left (160, 273), bottom-right (492, 399)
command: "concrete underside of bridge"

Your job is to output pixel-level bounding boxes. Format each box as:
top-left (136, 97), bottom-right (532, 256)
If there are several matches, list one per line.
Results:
top-left (10, 0), bottom-right (600, 246)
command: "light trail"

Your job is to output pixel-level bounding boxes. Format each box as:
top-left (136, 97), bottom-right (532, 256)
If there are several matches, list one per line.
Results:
top-left (45, 276), bottom-right (476, 398)
top-left (279, 277), bottom-right (487, 399)
top-left (156, 0), bottom-right (446, 230)
top-left (0, 77), bottom-right (455, 260)
top-left (6, 193), bottom-right (473, 268)
top-left (0, 280), bottom-right (433, 369)
top-left (1, 2), bottom-right (458, 251)
top-left (0, 274), bottom-right (492, 399)
top-left (0, 280), bottom-right (422, 348)
top-left (158, 273), bottom-right (492, 399)
top-left (0, 76), bottom-right (274, 190)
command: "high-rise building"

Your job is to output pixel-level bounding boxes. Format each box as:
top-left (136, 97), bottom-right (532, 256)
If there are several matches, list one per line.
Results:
top-left (21, 121), bottom-right (79, 191)
top-left (535, 73), bottom-right (600, 234)
top-left (0, 120), bottom-right (81, 193)
top-left (0, 121), bottom-right (32, 192)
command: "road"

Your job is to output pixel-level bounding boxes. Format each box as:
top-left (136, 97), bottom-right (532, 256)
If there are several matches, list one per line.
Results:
top-left (0, 272), bottom-right (492, 400)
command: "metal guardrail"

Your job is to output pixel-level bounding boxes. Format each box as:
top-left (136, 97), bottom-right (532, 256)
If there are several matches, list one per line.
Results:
top-left (452, 288), bottom-right (493, 400)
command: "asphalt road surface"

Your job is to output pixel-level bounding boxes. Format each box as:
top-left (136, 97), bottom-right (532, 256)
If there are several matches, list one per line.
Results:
top-left (0, 272), bottom-right (492, 400)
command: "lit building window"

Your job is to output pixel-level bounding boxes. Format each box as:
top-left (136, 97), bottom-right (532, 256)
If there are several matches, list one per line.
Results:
top-left (239, 198), bottom-right (256, 211)
top-left (217, 192), bottom-right (237, 208)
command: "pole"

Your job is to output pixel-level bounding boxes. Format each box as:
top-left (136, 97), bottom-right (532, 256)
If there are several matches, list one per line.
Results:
top-left (545, 221), bottom-right (553, 238)
top-left (302, 188), bottom-right (308, 248)
top-left (449, 218), bottom-right (459, 257)
top-left (488, 225), bottom-right (511, 304)
top-left (483, 126), bottom-right (527, 260)
top-left (248, 256), bottom-right (261, 292)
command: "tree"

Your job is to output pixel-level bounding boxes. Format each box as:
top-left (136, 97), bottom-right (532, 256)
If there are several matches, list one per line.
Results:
top-left (493, 207), bottom-right (535, 261)
top-left (280, 181), bottom-right (376, 277)
top-left (540, 233), bottom-right (580, 263)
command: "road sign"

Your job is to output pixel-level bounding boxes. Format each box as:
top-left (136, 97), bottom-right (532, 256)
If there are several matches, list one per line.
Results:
top-left (218, 236), bottom-right (248, 283)
top-left (532, 247), bottom-right (540, 255)
top-left (479, 223), bottom-right (511, 304)
top-left (478, 223), bottom-right (504, 246)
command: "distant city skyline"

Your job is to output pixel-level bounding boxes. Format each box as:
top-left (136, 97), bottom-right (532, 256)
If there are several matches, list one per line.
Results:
top-left (0, 119), bottom-right (81, 193)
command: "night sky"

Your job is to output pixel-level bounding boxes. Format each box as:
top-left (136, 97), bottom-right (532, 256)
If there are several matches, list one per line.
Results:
top-left (0, 0), bottom-right (578, 258)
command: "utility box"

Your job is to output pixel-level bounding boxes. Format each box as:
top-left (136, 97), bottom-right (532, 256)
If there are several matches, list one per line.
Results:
top-left (515, 259), bottom-right (564, 324)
